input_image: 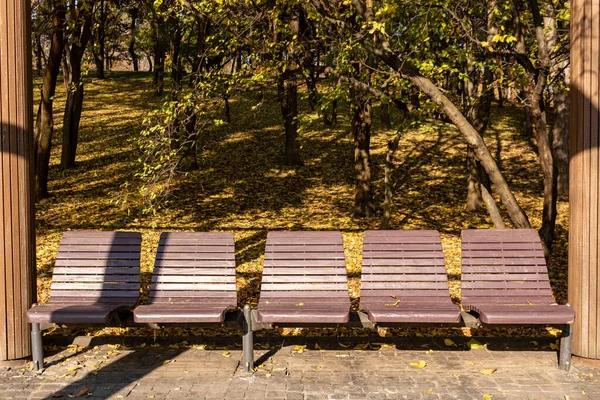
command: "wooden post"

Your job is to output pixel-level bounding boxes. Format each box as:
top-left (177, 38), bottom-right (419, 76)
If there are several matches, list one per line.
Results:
top-left (570, 0), bottom-right (600, 360)
top-left (0, 0), bottom-right (36, 360)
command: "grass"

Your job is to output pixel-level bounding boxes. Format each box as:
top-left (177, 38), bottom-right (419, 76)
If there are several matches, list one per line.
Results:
top-left (34, 71), bottom-right (569, 339)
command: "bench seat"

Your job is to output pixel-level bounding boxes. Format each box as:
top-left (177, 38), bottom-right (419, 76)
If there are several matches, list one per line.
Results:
top-left (461, 229), bottom-right (575, 325)
top-left (256, 231), bottom-right (350, 324)
top-left (133, 232), bottom-right (238, 324)
top-left (360, 230), bottom-right (460, 324)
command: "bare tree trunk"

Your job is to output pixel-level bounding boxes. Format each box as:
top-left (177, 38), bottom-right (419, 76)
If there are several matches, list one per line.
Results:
top-left (35, 33), bottom-right (43, 73)
top-left (551, 14), bottom-right (570, 199)
top-left (128, 7), bottom-right (139, 71)
top-left (466, 4), bottom-right (496, 212)
top-left (352, 92), bottom-right (375, 218)
top-left (379, 102), bottom-right (391, 130)
top-left (34, 0), bottom-right (66, 201)
top-left (178, 109), bottom-right (199, 171)
top-left (171, 20), bottom-right (183, 85)
top-left (278, 75), bottom-right (302, 166)
top-left (61, 2), bottom-right (92, 169)
top-left (553, 66), bottom-right (570, 199)
top-left (92, 0), bottom-right (105, 79)
top-left (151, 14), bottom-right (167, 96)
top-left (381, 129), bottom-right (403, 229)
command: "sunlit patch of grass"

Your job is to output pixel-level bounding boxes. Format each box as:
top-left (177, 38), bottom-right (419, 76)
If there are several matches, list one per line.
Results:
top-left (35, 72), bottom-right (568, 338)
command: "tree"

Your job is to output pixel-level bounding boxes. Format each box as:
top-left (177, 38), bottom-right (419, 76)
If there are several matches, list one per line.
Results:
top-left (34, 0), bottom-right (66, 201)
top-left (61, 0), bottom-right (94, 169)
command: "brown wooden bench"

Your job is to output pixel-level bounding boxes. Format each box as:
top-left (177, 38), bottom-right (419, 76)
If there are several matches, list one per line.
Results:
top-left (27, 231), bottom-right (142, 371)
top-left (461, 229), bottom-right (575, 370)
top-left (256, 231), bottom-right (350, 324)
top-left (133, 232), bottom-right (238, 324)
top-left (361, 230), bottom-right (461, 324)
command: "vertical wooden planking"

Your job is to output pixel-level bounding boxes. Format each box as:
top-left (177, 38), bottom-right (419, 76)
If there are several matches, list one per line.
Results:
top-left (590, 0), bottom-right (600, 359)
top-left (570, 0), bottom-right (583, 357)
top-left (571, 0), bottom-right (600, 360)
top-left (0, 0), bottom-right (34, 360)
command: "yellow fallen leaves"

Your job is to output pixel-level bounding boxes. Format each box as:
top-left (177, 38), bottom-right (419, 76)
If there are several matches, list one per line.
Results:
top-left (296, 302), bottom-right (304, 307)
top-left (293, 345), bottom-right (305, 353)
top-left (408, 360), bottom-right (427, 369)
top-left (467, 339), bottom-right (485, 349)
top-left (444, 338), bottom-right (456, 347)
top-left (483, 395), bottom-right (493, 400)
top-left (479, 368), bottom-right (497, 375)
top-left (550, 341), bottom-right (560, 351)
top-left (222, 351), bottom-right (231, 358)
top-left (385, 300), bottom-right (401, 307)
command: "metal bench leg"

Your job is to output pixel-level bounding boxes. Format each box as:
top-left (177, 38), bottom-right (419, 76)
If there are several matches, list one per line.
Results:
top-left (31, 323), bottom-right (44, 372)
top-left (559, 323), bottom-right (572, 371)
top-left (242, 304), bottom-right (254, 373)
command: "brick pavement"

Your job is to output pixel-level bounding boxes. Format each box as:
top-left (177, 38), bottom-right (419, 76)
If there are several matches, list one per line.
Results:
top-left (0, 337), bottom-right (599, 400)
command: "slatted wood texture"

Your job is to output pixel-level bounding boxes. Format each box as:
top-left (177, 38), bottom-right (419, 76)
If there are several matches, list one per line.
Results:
top-left (461, 229), bottom-right (574, 325)
top-left (257, 231), bottom-right (350, 324)
top-left (26, 232), bottom-right (141, 324)
top-left (133, 232), bottom-right (237, 323)
top-left (360, 230), bottom-right (460, 323)
top-left (0, 0), bottom-right (35, 361)
top-left (570, 0), bottom-right (600, 359)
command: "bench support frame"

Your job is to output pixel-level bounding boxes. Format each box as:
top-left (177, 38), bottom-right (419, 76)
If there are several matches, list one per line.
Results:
top-left (559, 323), bottom-right (573, 371)
top-left (31, 322), bottom-right (44, 372)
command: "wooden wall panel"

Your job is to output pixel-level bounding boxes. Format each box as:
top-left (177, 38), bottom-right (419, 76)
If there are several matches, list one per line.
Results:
top-left (0, 0), bottom-right (35, 360)
top-left (570, 0), bottom-right (600, 360)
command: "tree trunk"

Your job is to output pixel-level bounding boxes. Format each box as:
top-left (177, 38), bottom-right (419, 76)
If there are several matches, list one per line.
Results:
top-left (379, 102), bottom-right (391, 130)
top-left (553, 67), bottom-right (570, 199)
top-left (128, 7), bottom-right (139, 71)
top-left (153, 40), bottom-right (166, 95)
top-left (146, 54), bottom-right (152, 72)
top-left (278, 75), bottom-right (302, 166)
top-left (61, 58), bottom-right (84, 169)
top-left (34, 0), bottom-right (66, 201)
top-left (178, 108), bottom-right (199, 171)
top-left (92, 0), bottom-right (105, 79)
top-left (381, 129), bottom-right (403, 229)
top-left (35, 33), bottom-right (43, 73)
top-left (171, 22), bottom-right (183, 85)
top-left (352, 92), bottom-right (375, 218)
top-left (61, 3), bottom-right (92, 169)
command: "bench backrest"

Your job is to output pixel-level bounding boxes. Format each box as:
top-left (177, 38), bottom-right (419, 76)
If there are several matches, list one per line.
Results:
top-left (149, 232), bottom-right (237, 302)
top-left (51, 231), bottom-right (142, 303)
top-left (261, 231), bottom-right (347, 298)
top-left (461, 229), bottom-right (555, 304)
top-left (361, 230), bottom-right (452, 301)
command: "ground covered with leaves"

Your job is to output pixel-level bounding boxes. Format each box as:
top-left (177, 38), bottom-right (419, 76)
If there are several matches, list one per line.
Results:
top-left (34, 72), bottom-right (569, 341)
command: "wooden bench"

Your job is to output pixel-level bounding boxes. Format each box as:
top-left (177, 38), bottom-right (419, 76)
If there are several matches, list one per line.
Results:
top-left (133, 232), bottom-right (238, 324)
top-left (26, 231), bottom-right (142, 371)
top-left (255, 231), bottom-right (351, 324)
top-left (361, 230), bottom-right (461, 324)
top-left (132, 232), bottom-right (254, 371)
top-left (461, 229), bottom-right (575, 370)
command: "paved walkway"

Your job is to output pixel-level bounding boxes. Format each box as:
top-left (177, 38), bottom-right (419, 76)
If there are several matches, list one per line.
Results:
top-left (1, 336), bottom-right (599, 400)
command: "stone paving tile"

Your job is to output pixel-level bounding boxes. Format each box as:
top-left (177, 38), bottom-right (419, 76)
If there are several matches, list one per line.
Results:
top-left (0, 342), bottom-right (599, 399)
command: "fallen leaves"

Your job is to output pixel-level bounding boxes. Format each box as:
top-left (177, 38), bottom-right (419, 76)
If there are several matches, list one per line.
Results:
top-left (293, 345), bottom-right (305, 353)
top-left (408, 360), bottom-right (427, 369)
top-left (71, 386), bottom-right (89, 397)
top-left (479, 368), bottom-right (498, 375)
top-left (467, 339), bottom-right (485, 349)
top-left (385, 299), bottom-right (401, 307)
top-left (444, 339), bottom-right (457, 347)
